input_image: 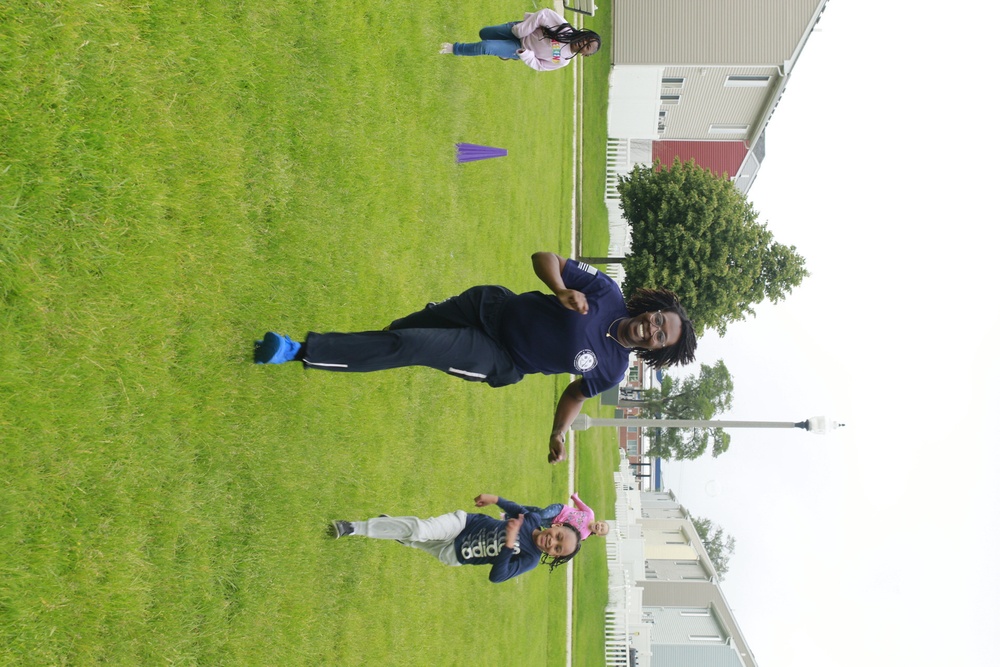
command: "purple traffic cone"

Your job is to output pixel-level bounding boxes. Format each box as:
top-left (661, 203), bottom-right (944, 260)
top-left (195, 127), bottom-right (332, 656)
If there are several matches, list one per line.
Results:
top-left (456, 143), bottom-right (508, 164)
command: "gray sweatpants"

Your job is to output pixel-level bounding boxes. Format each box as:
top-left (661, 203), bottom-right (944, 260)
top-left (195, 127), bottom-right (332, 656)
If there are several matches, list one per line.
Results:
top-left (352, 511), bottom-right (468, 566)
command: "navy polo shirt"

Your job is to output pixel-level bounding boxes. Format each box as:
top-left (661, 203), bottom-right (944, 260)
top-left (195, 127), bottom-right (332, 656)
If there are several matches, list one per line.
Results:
top-left (498, 260), bottom-right (631, 398)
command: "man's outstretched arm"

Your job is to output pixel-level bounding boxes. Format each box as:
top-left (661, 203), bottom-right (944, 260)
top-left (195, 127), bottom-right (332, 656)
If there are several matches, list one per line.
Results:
top-left (548, 379), bottom-right (587, 464)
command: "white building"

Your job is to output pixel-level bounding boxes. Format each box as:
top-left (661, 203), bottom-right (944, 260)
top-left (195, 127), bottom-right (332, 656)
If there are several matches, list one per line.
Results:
top-left (605, 453), bottom-right (756, 667)
top-left (604, 0), bottom-right (829, 262)
top-left (608, 0), bottom-right (828, 143)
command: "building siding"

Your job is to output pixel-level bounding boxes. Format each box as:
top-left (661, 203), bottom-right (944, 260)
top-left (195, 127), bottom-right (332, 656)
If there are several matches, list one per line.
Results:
top-left (652, 140), bottom-right (748, 179)
top-left (651, 644), bottom-right (745, 667)
top-left (647, 559), bottom-right (711, 582)
top-left (641, 581), bottom-right (725, 608)
top-left (639, 581), bottom-right (756, 666)
top-left (646, 543), bottom-right (699, 561)
top-left (648, 607), bottom-right (726, 645)
top-left (654, 66), bottom-right (779, 139)
top-left (613, 0), bottom-right (825, 66)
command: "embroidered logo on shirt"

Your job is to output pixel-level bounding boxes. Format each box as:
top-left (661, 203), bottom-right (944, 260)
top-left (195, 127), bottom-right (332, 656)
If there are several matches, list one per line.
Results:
top-left (574, 349), bottom-right (598, 372)
top-left (551, 39), bottom-right (563, 61)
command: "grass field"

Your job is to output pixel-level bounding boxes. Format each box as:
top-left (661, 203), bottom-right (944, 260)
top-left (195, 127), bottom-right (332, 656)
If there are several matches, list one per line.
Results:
top-left (578, 3), bottom-right (613, 258)
top-left (571, 6), bottom-right (615, 664)
top-left (1, 2), bottom-right (616, 665)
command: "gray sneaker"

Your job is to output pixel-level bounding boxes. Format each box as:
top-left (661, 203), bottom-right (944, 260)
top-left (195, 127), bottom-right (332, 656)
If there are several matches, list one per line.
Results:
top-left (327, 520), bottom-right (354, 538)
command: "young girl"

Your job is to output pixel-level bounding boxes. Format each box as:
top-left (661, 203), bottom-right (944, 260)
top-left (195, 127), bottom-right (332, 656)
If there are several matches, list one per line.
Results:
top-left (440, 8), bottom-right (601, 72)
top-left (328, 494), bottom-right (582, 584)
top-left (519, 492), bottom-right (609, 540)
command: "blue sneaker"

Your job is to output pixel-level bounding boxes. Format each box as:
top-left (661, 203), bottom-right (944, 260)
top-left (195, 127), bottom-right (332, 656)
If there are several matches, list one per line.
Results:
top-left (254, 332), bottom-right (301, 364)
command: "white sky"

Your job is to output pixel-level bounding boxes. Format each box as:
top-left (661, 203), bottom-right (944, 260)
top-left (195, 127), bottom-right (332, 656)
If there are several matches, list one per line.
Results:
top-left (658, 2), bottom-right (1000, 665)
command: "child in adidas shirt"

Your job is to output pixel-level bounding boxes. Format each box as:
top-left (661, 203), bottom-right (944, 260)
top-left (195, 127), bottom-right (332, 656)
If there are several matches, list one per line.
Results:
top-left (327, 494), bottom-right (581, 583)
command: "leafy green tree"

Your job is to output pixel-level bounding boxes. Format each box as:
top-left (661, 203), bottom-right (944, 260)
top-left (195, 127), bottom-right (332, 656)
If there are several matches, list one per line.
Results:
top-left (690, 516), bottom-right (736, 580)
top-left (608, 158), bottom-right (808, 335)
top-left (642, 360), bottom-right (734, 460)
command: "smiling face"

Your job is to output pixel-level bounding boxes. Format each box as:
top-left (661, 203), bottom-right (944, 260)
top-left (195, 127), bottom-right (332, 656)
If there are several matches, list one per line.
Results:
top-left (570, 38), bottom-right (600, 57)
top-left (616, 311), bottom-right (682, 350)
top-left (592, 521), bottom-right (610, 537)
top-left (533, 524), bottom-right (579, 557)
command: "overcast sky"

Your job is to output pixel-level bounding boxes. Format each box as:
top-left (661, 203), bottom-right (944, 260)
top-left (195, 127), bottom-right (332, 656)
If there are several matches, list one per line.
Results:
top-left (659, 2), bottom-right (1000, 665)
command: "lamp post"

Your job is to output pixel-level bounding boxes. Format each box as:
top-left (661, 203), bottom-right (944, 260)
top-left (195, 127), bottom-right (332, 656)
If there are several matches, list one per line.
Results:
top-left (572, 414), bottom-right (844, 434)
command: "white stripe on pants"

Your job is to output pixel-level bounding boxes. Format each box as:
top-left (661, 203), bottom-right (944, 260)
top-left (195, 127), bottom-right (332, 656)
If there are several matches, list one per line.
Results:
top-left (353, 510), bottom-right (468, 567)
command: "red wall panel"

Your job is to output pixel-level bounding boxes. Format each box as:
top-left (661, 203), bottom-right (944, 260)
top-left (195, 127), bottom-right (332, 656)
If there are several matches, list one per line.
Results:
top-left (652, 141), bottom-right (748, 179)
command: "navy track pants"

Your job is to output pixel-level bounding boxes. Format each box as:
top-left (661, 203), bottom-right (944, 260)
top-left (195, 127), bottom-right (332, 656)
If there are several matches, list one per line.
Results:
top-left (301, 285), bottom-right (525, 388)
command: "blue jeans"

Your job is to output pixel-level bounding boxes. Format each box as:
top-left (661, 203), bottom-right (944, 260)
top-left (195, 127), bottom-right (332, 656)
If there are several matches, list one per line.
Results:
top-left (453, 22), bottom-right (522, 60)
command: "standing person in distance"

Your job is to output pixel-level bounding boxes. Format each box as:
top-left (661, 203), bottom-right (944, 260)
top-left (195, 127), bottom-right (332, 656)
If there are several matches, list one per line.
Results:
top-left (440, 8), bottom-right (601, 72)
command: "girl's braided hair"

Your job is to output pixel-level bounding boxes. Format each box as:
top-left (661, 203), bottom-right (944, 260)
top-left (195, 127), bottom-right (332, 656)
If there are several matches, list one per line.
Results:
top-left (540, 23), bottom-right (601, 55)
top-left (625, 288), bottom-right (698, 368)
top-left (540, 523), bottom-right (583, 572)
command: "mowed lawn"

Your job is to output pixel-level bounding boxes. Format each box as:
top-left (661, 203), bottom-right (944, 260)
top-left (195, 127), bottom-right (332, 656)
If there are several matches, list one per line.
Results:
top-left (0, 2), bottom-right (618, 665)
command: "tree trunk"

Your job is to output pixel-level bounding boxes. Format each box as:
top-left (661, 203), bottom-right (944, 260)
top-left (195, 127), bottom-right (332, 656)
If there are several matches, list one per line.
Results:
top-left (577, 256), bottom-right (626, 265)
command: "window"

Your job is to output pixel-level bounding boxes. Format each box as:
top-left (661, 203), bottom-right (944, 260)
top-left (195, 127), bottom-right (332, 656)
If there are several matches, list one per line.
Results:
top-left (659, 95), bottom-right (680, 105)
top-left (709, 124), bottom-right (749, 135)
top-left (627, 427), bottom-right (638, 433)
top-left (689, 635), bottom-right (723, 642)
top-left (725, 75), bottom-right (770, 87)
top-left (680, 609), bottom-right (710, 617)
top-left (661, 76), bottom-right (685, 89)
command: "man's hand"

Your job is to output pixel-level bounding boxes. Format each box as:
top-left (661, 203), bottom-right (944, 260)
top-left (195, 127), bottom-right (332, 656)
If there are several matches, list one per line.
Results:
top-left (556, 288), bottom-right (589, 314)
top-left (505, 514), bottom-right (525, 548)
top-left (474, 494), bottom-right (499, 507)
top-left (548, 432), bottom-right (566, 464)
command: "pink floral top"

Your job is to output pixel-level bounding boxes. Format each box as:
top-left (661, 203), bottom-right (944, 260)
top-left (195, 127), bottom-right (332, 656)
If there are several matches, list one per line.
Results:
top-left (552, 493), bottom-right (595, 539)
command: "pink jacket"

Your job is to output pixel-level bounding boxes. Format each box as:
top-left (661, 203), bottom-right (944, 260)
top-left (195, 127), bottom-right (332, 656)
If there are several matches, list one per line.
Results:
top-left (553, 493), bottom-right (596, 539)
top-left (512, 9), bottom-right (576, 72)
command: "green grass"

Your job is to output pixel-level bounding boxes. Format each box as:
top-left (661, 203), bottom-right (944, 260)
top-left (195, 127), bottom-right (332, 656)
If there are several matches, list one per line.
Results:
top-left (571, 404), bottom-right (618, 667)
top-left (570, 6), bottom-right (615, 663)
top-left (579, 5), bottom-right (613, 259)
top-left (0, 1), bottom-right (603, 665)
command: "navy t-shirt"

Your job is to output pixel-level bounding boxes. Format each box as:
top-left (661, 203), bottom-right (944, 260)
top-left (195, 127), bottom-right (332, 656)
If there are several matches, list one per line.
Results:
top-left (498, 260), bottom-right (631, 398)
top-left (455, 498), bottom-right (544, 583)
